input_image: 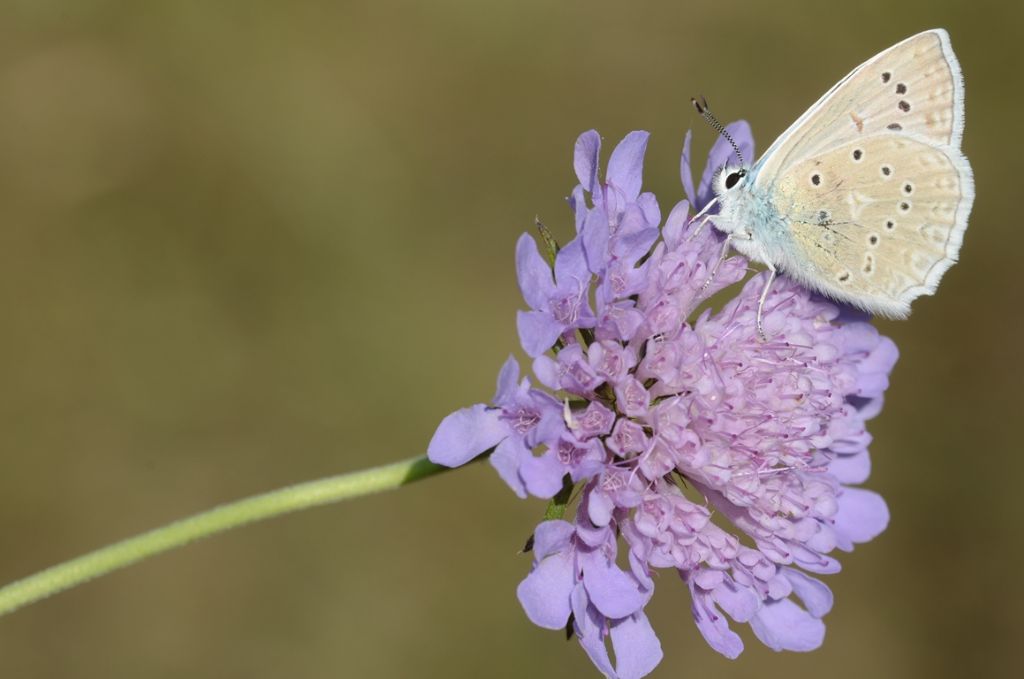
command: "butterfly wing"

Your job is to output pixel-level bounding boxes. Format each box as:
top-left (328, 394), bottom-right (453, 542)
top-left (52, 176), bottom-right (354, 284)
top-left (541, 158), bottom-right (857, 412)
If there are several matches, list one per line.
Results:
top-left (772, 136), bottom-right (970, 316)
top-left (750, 29), bottom-right (973, 316)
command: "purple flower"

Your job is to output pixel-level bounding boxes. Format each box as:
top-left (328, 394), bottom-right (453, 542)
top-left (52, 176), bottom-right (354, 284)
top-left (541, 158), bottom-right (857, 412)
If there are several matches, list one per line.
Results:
top-left (517, 233), bottom-right (597, 357)
top-left (517, 495), bottom-right (661, 679)
top-left (429, 128), bottom-right (897, 678)
top-left (428, 356), bottom-right (565, 498)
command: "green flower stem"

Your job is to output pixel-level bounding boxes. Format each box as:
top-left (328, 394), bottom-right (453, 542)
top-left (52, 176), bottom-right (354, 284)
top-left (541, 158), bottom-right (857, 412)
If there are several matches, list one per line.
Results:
top-left (0, 454), bottom-right (452, 618)
top-left (543, 476), bottom-right (576, 521)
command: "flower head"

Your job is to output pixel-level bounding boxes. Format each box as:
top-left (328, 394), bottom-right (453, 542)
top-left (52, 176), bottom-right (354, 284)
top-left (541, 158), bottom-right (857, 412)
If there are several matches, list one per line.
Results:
top-left (429, 127), bottom-right (897, 678)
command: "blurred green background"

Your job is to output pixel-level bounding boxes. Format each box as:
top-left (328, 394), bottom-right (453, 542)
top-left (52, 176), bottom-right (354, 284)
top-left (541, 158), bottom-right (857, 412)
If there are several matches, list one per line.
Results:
top-left (0, 1), bottom-right (1019, 677)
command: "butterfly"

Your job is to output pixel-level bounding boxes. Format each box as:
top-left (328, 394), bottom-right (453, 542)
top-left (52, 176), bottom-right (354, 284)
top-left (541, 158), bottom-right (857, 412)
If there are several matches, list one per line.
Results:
top-left (694, 28), bottom-right (973, 337)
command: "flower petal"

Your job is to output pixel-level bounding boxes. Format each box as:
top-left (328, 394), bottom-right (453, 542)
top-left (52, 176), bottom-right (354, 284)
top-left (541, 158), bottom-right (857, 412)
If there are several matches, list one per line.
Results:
top-left (554, 234), bottom-right (591, 288)
top-left (517, 549), bottom-right (575, 629)
top-left (516, 233), bottom-right (553, 311)
top-left (712, 579), bottom-right (760, 623)
top-left (489, 436), bottom-right (529, 498)
top-left (588, 486), bottom-right (615, 527)
top-left (572, 585), bottom-right (616, 678)
top-left (783, 568), bottom-right (833, 618)
top-left (581, 206), bottom-right (611, 275)
top-left (427, 404), bottom-right (507, 467)
top-left (834, 487), bottom-right (889, 549)
top-left (679, 129), bottom-right (697, 207)
top-left (531, 355), bottom-right (560, 391)
top-left (574, 130), bottom-right (601, 194)
top-left (527, 396), bottom-right (568, 447)
top-left (690, 590), bottom-right (744, 659)
top-left (607, 131), bottom-right (649, 202)
top-left (794, 551), bottom-right (842, 575)
top-left (856, 336), bottom-right (900, 398)
top-left (662, 200), bottom-right (691, 250)
top-left (609, 612), bottom-right (663, 679)
top-left (492, 355), bottom-right (520, 405)
top-left (829, 449), bottom-right (871, 484)
top-left (532, 520), bottom-right (575, 559)
top-left (575, 504), bottom-right (613, 548)
top-left (637, 192), bottom-right (660, 228)
top-left (581, 549), bottom-right (652, 619)
top-left (750, 598), bottom-right (826, 652)
top-left (517, 310), bottom-right (564, 358)
top-left (853, 395), bottom-right (885, 420)
top-left (613, 207), bottom-right (659, 264)
top-left (520, 449), bottom-right (567, 498)
top-left (568, 184), bottom-right (588, 232)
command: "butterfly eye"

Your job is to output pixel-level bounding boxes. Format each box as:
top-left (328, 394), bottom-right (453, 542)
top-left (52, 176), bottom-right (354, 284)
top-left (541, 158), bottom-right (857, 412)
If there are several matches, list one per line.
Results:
top-left (724, 171), bottom-right (743, 189)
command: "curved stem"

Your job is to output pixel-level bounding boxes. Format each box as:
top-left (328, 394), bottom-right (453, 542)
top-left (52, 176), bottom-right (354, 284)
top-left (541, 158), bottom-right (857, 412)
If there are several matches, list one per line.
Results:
top-left (0, 454), bottom-right (451, 618)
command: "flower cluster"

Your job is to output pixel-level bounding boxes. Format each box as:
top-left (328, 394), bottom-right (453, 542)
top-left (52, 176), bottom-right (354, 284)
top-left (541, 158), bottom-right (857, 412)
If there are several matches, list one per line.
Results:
top-left (428, 127), bottom-right (896, 678)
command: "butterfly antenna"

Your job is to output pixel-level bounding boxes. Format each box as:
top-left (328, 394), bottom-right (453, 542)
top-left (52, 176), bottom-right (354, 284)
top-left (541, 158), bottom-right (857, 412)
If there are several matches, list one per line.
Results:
top-left (691, 95), bottom-right (745, 165)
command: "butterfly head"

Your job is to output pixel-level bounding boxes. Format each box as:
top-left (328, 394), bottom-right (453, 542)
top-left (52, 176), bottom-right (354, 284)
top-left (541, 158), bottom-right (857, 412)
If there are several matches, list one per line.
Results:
top-left (713, 164), bottom-right (750, 197)
top-left (708, 163), bottom-right (760, 244)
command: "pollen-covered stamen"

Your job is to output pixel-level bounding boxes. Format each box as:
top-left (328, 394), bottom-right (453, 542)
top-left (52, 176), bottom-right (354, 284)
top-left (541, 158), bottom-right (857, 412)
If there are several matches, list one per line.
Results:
top-left (574, 401), bottom-right (615, 439)
top-left (608, 418), bottom-right (647, 457)
top-left (556, 436), bottom-right (594, 467)
top-left (732, 415), bottom-right (778, 439)
top-left (566, 361), bottom-right (599, 392)
top-left (550, 278), bottom-right (588, 325)
top-left (562, 399), bottom-right (577, 430)
top-left (608, 268), bottom-right (630, 297)
top-left (504, 407), bottom-right (540, 435)
top-left (615, 377), bottom-right (650, 417)
top-left (593, 347), bottom-right (625, 380)
top-left (734, 463), bottom-right (829, 479)
top-left (600, 467), bottom-right (633, 495)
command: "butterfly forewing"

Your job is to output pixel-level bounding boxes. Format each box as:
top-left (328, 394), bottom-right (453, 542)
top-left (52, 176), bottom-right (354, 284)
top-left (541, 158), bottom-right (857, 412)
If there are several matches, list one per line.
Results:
top-left (755, 29), bottom-right (963, 183)
top-left (748, 29), bottom-right (972, 316)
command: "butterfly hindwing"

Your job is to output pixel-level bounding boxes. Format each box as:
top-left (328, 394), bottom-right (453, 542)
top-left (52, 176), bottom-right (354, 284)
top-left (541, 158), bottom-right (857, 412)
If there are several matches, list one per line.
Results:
top-left (773, 135), bottom-right (970, 317)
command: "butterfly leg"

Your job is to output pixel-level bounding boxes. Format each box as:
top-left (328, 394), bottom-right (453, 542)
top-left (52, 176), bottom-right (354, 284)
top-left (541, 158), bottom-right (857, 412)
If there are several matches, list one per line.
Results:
top-left (700, 233), bottom-right (732, 293)
top-left (687, 214), bottom-right (713, 241)
top-left (685, 197), bottom-right (719, 242)
top-left (756, 264), bottom-right (778, 341)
